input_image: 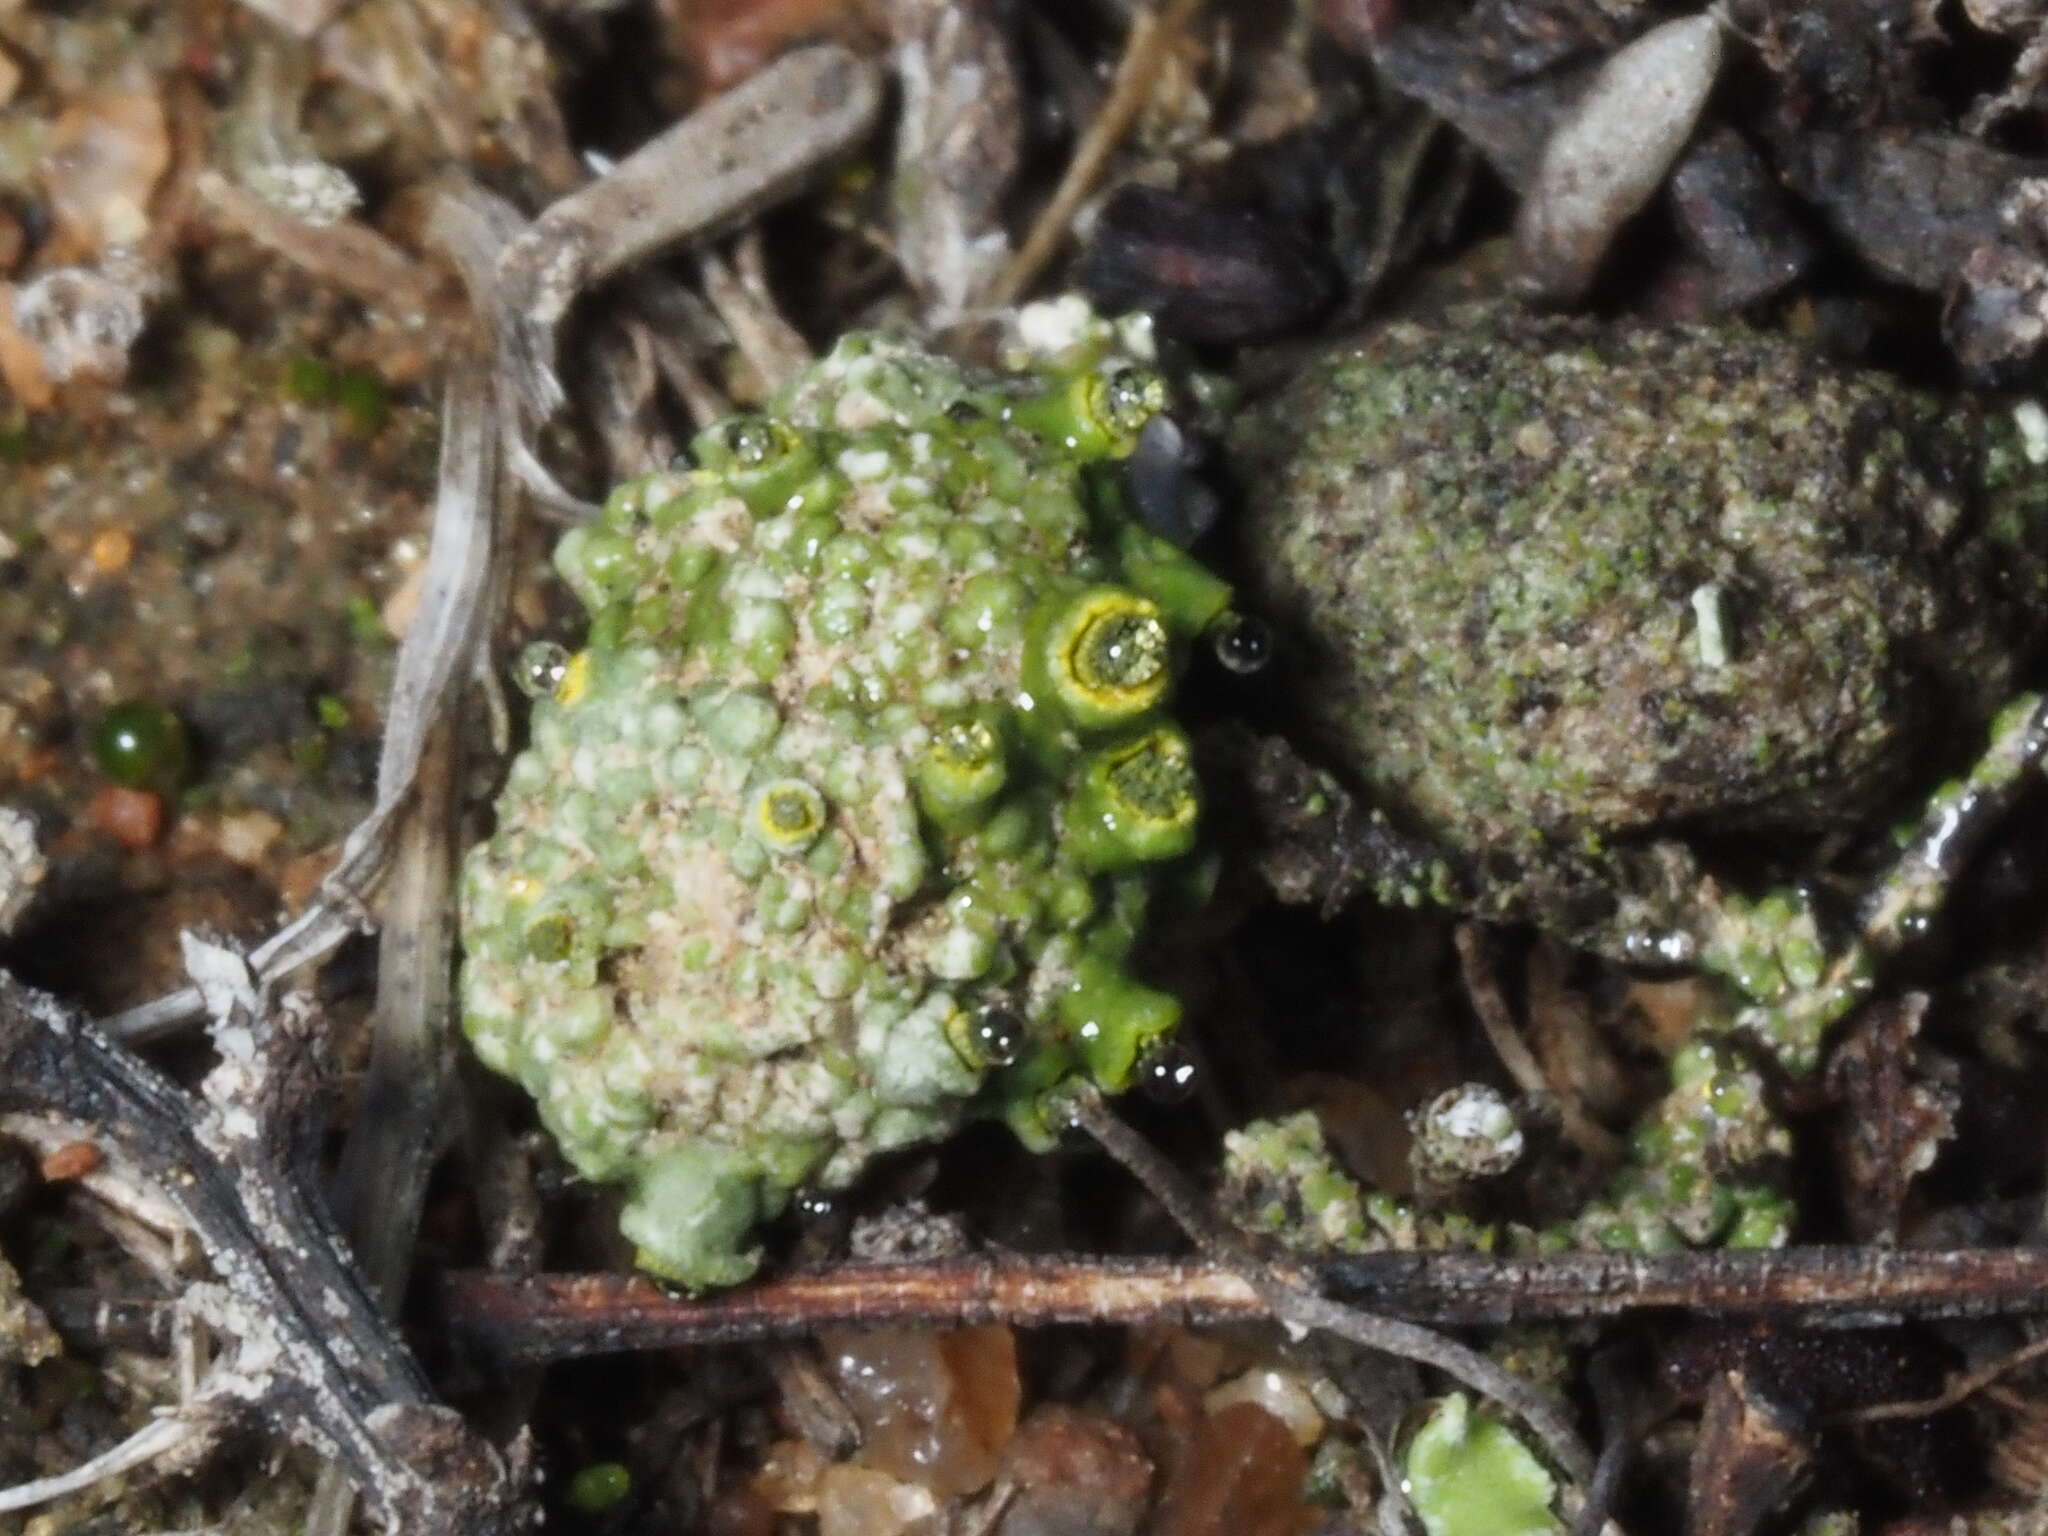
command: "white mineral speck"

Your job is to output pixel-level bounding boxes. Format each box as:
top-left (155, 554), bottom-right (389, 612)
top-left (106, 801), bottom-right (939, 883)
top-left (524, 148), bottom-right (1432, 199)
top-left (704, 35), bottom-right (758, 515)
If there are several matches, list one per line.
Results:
top-left (2014, 400), bottom-right (2048, 465)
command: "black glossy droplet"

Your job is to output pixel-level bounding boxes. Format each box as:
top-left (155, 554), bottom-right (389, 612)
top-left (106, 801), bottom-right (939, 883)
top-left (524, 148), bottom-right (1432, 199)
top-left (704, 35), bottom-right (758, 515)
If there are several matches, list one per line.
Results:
top-left (1211, 612), bottom-right (1273, 675)
top-left (972, 1005), bottom-right (1025, 1067)
top-left (1139, 1039), bottom-right (1198, 1103)
top-left (514, 641), bottom-right (571, 698)
top-left (1126, 414), bottom-right (1221, 549)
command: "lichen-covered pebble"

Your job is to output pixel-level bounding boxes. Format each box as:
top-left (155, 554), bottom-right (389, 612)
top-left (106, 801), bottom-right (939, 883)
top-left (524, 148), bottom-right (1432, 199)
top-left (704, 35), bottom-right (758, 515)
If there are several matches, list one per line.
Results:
top-left (1234, 306), bottom-right (2048, 947)
top-left (461, 331), bottom-right (1230, 1287)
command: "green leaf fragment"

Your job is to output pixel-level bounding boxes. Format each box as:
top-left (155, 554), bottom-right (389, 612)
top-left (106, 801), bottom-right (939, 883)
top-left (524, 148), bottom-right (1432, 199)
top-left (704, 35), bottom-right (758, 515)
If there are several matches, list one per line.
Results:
top-left (1403, 1394), bottom-right (1566, 1536)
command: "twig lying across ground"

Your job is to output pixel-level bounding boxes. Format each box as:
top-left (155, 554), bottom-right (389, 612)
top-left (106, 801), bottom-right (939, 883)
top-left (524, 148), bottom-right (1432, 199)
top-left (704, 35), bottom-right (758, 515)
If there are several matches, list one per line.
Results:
top-left (194, 170), bottom-right (439, 314)
top-left (443, 1245), bottom-right (2048, 1362)
top-left (0, 957), bottom-right (524, 1533)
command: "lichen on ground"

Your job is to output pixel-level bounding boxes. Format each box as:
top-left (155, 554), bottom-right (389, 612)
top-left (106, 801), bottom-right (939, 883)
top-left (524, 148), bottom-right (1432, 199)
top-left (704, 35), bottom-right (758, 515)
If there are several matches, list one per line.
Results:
top-left (460, 330), bottom-right (1231, 1287)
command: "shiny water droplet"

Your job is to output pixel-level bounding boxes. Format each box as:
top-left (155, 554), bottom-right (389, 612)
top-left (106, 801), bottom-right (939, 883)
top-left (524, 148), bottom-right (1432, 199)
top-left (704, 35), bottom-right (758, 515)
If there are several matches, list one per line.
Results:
top-left (1620, 927), bottom-right (1695, 968)
top-left (972, 1005), bottom-right (1025, 1066)
top-left (726, 417), bottom-right (777, 466)
top-left (1039, 1081), bottom-right (1089, 1133)
top-left (514, 641), bottom-right (570, 698)
top-left (1211, 612), bottom-right (1273, 675)
top-left (1140, 1040), bottom-right (1198, 1103)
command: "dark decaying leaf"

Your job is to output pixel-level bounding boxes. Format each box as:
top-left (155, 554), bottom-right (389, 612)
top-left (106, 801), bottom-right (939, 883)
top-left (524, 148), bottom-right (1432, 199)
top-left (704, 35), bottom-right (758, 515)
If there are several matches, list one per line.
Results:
top-left (1667, 128), bottom-right (1819, 312)
top-left (1686, 1369), bottom-right (1813, 1536)
top-left (1664, 1322), bottom-right (1974, 1509)
top-left (1776, 131), bottom-right (2040, 293)
top-left (1327, 15), bottom-right (1589, 194)
top-left (1082, 184), bottom-right (1337, 345)
top-left (1824, 992), bottom-right (1956, 1245)
top-left (1733, 0), bottom-right (1933, 124)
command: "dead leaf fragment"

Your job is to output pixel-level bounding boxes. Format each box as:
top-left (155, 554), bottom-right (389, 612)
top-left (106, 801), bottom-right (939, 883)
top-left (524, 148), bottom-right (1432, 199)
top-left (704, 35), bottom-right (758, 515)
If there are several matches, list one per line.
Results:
top-left (1824, 992), bottom-right (1956, 1244)
top-left (39, 91), bottom-right (172, 259)
top-left (1514, 14), bottom-right (1724, 303)
top-left (1687, 1369), bottom-right (1813, 1536)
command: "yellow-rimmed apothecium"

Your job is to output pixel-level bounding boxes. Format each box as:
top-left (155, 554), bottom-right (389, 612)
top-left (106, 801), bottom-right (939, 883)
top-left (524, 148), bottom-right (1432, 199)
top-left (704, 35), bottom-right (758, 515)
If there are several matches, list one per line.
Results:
top-left (751, 777), bottom-right (828, 852)
top-left (1067, 725), bottom-right (1200, 873)
top-left (1033, 587), bottom-right (1171, 731)
top-left (1009, 363), bottom-right (1167, 458)
top-left (915, 711), bottom-right (1009, 831)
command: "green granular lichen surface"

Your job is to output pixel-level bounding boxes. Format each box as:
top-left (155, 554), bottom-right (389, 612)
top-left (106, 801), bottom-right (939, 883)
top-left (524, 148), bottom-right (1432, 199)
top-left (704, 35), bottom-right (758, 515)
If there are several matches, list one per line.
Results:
top-left (460, 333), bottom-right (1229, 1288)
top-left (1224, 1032), bottom-right (1796, 1262)
top-left (1233, 306), bottom-right (2048, 934)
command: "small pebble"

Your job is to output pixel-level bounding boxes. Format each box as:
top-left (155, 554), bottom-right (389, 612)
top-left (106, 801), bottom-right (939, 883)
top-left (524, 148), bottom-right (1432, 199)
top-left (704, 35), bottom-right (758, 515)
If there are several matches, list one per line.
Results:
top-left (1203, 1369), bottom-right (1326, 1450)
top-left (214, 809), bottom-right (285, 869)
top-left (87, 784), bottom-right (165, 850)
top-left (1514, 15), bottom-right (1723, 303)
top-left (87, 527), bottom-right (133, 574)
top-left (826, 1325), bottom-right (1021, 1497)
top-left (38, 1140), bottom-right (103, 1182)
top-left (753, 1438), bottom-right (830, 1514)
top-left (40, 91), bottom-right (172, 255)
top-left (1147, 1403), bottom-right (1315, 1536)
top-left (815, 1463), bottom-right (940, 1536)
top-left (992, 1405), bottom-right (1153, 1536)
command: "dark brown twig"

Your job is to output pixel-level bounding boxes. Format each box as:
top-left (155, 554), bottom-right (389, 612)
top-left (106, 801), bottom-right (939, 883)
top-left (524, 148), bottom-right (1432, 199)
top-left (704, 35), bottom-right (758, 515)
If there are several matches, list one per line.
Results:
top-left (444, 1245), bottom-right (2048, 1364)
top-left (1066, 1088), bottom-right (1594, 1480)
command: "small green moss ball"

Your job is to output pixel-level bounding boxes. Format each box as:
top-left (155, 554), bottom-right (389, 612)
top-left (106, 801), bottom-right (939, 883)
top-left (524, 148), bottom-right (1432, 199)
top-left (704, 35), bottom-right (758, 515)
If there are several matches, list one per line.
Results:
top-left (91, 702), bottom-right (194, 792)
